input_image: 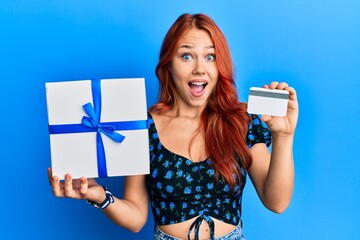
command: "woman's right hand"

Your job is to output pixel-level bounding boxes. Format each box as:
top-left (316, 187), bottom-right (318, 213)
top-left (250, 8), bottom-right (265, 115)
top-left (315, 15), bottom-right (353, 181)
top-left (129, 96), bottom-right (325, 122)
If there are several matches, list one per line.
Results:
top-left (47, 168), bottom-right (106, 203)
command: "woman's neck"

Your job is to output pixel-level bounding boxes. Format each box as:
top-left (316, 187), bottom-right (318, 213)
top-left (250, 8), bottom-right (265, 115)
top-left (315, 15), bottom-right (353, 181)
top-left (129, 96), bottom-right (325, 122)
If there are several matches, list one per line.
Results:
top-left (170, 101), bottom-right (206, 120)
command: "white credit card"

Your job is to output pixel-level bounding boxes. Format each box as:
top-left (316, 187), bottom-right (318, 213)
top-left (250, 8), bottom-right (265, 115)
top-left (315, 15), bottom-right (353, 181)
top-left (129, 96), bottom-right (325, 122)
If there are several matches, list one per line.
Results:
top-left (247, 87), bottom-right (289, 117)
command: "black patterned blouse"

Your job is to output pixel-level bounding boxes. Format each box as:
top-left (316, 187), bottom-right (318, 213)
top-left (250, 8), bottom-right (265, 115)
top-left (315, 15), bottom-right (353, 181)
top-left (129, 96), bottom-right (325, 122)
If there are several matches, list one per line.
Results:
top-left (145, 113), bottom-right (271, 238)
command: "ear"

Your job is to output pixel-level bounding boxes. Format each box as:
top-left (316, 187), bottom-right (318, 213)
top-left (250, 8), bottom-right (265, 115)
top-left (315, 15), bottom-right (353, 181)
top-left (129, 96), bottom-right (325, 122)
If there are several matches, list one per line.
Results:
top-left (168, 61), bottom-right (173, 73)
top-left (167, 62), bottom-right (174, 82)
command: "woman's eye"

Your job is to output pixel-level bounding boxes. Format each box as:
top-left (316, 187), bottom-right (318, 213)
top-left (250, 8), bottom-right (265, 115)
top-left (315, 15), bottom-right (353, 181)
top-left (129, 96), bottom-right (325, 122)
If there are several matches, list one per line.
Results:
top-left (206, 54), bottom-right (216, 61)
top-left (181, 53), bottom-right (193, 61)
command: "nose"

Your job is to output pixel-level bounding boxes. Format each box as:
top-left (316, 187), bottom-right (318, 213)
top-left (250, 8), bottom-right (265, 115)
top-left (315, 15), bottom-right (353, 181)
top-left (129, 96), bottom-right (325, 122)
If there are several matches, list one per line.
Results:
top-left (192, 59), bottom-right (205, 75)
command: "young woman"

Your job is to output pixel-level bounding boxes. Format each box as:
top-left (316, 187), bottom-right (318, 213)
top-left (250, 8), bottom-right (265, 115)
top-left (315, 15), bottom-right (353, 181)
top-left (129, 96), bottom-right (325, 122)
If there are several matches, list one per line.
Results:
top-left (48, 13), bottom-right (298, 240)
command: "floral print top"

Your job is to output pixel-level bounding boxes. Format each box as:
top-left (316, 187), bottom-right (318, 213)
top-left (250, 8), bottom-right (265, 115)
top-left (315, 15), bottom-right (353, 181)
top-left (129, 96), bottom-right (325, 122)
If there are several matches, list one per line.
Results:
top-left (145, 113), bottom-right (272, 233)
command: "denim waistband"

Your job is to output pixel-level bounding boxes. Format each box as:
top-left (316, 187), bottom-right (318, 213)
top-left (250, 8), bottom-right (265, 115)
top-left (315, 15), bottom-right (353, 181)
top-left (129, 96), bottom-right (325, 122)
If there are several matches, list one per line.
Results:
top-left (153, 219), bottom-right (245, 240)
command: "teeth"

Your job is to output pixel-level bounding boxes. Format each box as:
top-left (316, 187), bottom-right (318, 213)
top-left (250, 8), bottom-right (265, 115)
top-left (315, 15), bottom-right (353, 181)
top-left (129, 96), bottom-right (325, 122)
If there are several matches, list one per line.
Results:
top-left (189, 82), bottom-right (207, 93)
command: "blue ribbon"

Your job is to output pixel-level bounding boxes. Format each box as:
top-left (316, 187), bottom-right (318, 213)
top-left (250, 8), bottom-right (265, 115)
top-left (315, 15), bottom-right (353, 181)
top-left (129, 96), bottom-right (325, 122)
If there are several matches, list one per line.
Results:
top-left (48, 79), bottom-right (149, 177)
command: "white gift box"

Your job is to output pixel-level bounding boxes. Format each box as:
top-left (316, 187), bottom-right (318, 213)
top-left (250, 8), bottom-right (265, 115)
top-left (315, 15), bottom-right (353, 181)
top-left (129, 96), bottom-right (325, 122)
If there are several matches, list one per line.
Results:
top-left (45, 78), bottom-right (149, 180)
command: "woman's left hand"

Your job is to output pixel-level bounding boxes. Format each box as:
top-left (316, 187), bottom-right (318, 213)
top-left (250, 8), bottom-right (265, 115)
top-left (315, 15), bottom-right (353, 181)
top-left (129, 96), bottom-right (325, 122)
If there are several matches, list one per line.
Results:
top-left (261, 82), bottom-right (298, 137)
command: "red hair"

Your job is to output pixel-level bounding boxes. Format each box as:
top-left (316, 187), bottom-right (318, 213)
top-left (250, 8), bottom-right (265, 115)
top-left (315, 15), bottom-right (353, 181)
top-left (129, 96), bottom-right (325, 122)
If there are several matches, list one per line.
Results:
top-left (150, 13), bottom-right (251, 189)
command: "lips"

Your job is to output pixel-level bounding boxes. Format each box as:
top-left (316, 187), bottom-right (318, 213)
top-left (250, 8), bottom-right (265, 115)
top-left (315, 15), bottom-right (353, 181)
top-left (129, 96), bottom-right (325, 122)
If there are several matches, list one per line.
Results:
top-left (188, 81), bottom-right (208, 96)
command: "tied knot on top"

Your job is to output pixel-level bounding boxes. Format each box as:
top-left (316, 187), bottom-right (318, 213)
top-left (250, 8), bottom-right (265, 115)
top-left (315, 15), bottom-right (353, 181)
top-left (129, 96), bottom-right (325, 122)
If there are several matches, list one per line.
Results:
top-left (188, 214), bottom-right (215, 240)
top-left (81, 102), bottom-right (125, 143)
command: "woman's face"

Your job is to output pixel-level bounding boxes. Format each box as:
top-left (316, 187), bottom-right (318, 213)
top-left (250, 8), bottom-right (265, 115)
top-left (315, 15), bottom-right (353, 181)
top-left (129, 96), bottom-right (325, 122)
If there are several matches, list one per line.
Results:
top-left (170, 28), bottom-right (219, 109)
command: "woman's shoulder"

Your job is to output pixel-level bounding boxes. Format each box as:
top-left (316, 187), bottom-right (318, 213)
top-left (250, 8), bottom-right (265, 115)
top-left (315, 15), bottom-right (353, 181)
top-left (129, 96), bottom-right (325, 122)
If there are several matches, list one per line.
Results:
top-left (148, 110), bottom-right (173, 129)
top-left (148, 110), bottom-right (178, 138)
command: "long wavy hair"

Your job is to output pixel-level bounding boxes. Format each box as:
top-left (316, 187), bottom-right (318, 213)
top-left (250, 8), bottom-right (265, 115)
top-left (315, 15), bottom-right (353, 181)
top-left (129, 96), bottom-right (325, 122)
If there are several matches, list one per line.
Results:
top-left (150, 13), bottom-right (251, 189)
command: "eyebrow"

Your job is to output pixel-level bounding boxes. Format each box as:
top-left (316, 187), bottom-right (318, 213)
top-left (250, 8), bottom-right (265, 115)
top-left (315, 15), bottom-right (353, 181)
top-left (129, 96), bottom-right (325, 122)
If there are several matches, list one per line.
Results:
top-left (178, 44), bottom-right (215, 50)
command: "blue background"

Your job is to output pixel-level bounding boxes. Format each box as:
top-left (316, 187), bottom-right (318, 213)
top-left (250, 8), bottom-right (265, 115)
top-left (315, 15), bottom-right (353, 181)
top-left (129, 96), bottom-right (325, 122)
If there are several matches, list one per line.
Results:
top-left (1, 1), bottom-right (359, 239)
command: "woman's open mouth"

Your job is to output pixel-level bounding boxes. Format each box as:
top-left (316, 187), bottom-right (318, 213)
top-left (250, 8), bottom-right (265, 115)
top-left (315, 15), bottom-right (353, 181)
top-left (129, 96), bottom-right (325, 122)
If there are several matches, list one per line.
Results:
top-left (188, 81), bottom-right (208, 96)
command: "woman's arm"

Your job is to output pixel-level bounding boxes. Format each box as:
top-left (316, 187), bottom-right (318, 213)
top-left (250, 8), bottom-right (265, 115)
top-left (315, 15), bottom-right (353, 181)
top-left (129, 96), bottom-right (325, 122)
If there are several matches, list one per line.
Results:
top-left (48, 169), bottom-right (148, 232)
top-left (102, 175), bottom-right (148, 232)
top-left (248, 81), bottom-right (298, 213)
top-left (248, 138), bottom-right (294, 213)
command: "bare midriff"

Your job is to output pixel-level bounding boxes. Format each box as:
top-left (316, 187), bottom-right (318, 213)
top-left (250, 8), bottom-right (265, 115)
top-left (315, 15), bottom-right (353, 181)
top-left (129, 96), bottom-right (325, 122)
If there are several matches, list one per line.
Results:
top-left (158, 216), bottom-right (237, 240)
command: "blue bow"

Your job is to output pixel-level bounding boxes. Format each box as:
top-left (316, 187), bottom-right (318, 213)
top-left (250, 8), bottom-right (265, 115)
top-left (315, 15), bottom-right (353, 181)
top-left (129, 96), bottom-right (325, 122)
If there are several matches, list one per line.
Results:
top-left (81, 102), bottom-right (125, 143)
